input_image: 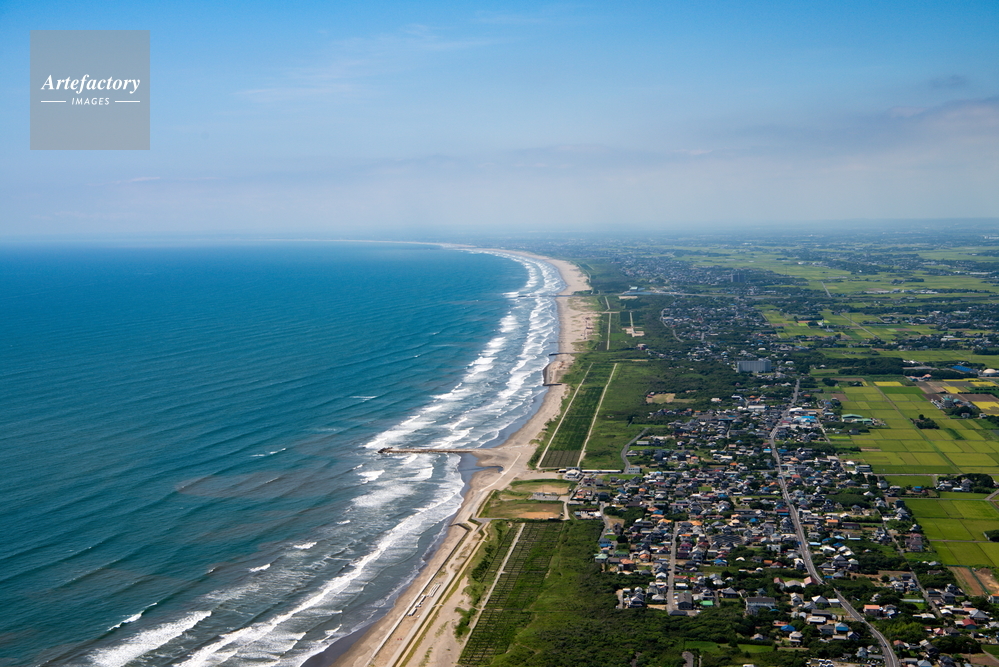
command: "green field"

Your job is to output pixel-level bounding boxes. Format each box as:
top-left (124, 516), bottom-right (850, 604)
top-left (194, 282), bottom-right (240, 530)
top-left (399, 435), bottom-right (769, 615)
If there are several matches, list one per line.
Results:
top-left (458, 522), bottom-right (566, 666)
top-left (902, 498), bottom-right (999, 566)
top-left (841, 384), bottom-right (999, 475)
top-left (904, 498), bottom-right (999, 520)
top-left (884, 475), bottom-right (935, 487)
top-left (834, 382), bottom-right (999, 568)
top-left (932, 542), bottom-right (999, 568)
top-left (539, 364), bottom-right (614, 468)
top-left (919, 517), bottom-right (999, 542)
top-left (579, 361), bottom-right (663, 470)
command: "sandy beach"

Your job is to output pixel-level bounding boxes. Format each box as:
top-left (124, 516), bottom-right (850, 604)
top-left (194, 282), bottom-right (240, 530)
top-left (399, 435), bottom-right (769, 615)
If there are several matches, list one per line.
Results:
top-left (327, 250), bottom-right (592, 667)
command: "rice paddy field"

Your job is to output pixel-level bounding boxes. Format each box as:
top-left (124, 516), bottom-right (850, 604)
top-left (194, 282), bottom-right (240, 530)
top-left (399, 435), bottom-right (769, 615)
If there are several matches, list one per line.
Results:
top-left (927, 540), bottom-right (999, 568)
top-left (839, 384), bottom-right (999, 475)
top-left (835, 382), bottom-right (999, 566)
top-left (676, 247), bottom-right (999, 299)
top-left (822, 349), bottom-right (999, 368)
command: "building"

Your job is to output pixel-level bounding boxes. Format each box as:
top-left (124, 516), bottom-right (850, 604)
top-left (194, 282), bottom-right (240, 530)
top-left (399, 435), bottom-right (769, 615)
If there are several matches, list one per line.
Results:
top-left (745, 596), bottom-right (777, 615)
top-left (737, 359), bottom-right (773, 373)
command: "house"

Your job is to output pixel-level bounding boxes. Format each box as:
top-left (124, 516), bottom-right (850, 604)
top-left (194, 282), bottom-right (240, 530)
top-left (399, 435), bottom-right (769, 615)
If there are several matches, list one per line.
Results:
top-left (746, 596), bottom-right (777, 615)
top-left (864, 604), bottom-right (883, 618)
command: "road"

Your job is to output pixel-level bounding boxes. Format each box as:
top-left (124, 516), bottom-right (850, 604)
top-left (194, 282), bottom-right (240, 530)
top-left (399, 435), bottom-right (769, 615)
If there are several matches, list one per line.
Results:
top-left (769, 379), bottom-right (899, 667)
top-left (836, 592), bottom-right (900, 667)
top-left (667, 526), bottom-right (679, 612)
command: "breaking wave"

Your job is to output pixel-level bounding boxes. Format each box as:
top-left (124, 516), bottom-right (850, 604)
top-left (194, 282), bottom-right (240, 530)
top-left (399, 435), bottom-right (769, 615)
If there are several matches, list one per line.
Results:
top-left (40, 249), bottom-right (563, 667)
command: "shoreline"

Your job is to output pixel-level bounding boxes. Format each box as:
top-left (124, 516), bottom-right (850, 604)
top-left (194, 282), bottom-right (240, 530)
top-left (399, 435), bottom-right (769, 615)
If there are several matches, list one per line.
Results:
top-left (327, 249), bottom-right (592, 667)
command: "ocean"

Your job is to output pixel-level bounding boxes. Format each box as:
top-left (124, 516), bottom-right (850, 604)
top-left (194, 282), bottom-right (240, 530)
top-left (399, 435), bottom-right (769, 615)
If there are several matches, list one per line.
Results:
top-left (0, 242), bottom-right (563, 667)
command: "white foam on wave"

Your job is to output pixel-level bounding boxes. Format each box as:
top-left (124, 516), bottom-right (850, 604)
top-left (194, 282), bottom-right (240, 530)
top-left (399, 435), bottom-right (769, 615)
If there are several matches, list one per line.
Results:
top-left (351, 480), bottom-right (411, 508)
top-left (249, 563), bottom-right (271, 572)
top-left (169, 468), bottom-right (465, 667)
top-left (336, 519), bottom-right (351, 525)
top-left (88, 611), bottom-right (211, 667)
top-left (250, 447), bottom-right (287, 458)
top-left (106, 606), bottom-right (150, 631)
top-left (404, 465), bottom-right (434, 482)
top-left (87, 251), bottom-right (564, 667)
top-left (360, 251), bottom-right (562, 459)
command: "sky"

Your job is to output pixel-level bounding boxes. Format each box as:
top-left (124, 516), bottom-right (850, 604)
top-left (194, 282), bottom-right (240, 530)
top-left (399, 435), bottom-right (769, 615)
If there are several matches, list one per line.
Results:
top-left (1, 0), bottom-right (997, 238)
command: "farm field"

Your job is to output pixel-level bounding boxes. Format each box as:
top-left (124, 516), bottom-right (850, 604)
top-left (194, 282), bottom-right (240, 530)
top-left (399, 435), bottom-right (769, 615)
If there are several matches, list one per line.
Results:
top-left (538, 363), bottom-right (613, 468)
top-left (830, 382), bottom-right (999, 566)
top-left (822, 349), bottom-right (999, 369)
top-left (890, 497), bottom-right (999, 567)
top-left (884, 475), bottom-right (935, 488)
top-left (932, 542), bottom-right (999, 568)
top-left (838, 384), bottom-right (999, 475)
top-left (682, 248), bottom-right (999, 297)
top-left (904, 498), bottom-right (999, 520)
top-left (457, 522), bottom-right (565, 666)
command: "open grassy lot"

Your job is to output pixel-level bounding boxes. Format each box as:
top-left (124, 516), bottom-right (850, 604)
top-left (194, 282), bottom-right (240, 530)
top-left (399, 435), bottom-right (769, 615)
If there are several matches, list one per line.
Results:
top-left (480, 490), bottom-right (564, 519)
top-left (508, 479), bottom-right (572, 494)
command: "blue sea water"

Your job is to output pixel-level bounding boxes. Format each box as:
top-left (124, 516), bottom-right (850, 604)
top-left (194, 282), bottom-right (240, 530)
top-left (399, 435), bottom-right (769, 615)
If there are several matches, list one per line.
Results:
top-left (0, 242), bottom-right (563, 667)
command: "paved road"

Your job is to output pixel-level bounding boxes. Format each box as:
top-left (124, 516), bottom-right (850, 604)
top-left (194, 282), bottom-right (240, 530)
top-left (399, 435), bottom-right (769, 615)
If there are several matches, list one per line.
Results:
top-left (666, 526), bottom-right (679, 612)
top-left (836, 592), bottom-right (900, 667)
top-left (769, 379), bottom-right (899, 667)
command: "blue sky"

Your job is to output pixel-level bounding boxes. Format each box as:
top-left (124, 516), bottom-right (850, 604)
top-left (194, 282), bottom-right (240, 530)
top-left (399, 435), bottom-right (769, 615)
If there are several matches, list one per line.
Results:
top-left (1, 0), bottom-right (997, 237)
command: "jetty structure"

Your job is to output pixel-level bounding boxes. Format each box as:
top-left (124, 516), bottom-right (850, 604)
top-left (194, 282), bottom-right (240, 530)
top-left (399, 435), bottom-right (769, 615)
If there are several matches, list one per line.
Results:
top-left (542, 351), bottom-right (578, 386)
top-left (377, 448), bottom-right (473, 454)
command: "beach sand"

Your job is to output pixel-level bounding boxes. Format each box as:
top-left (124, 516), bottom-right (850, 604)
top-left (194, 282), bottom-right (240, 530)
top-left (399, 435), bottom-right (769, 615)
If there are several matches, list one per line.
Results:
top-left (327, 251), bottom-right (592, 667)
